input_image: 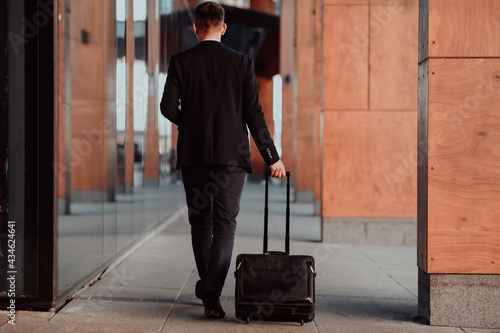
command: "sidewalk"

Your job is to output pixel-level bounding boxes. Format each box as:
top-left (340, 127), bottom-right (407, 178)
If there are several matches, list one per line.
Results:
top-left (1, 182), bottom-right (499, 332)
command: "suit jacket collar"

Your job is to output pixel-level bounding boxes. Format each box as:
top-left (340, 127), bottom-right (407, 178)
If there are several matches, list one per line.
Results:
top-left (198, 40), bottom-right (223, 46)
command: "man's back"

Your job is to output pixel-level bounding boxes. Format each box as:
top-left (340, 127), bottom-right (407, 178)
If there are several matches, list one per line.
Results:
top-left (161, 40), bottom-right (278, 171)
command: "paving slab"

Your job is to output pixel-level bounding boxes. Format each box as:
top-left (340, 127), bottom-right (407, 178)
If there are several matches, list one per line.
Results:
top-left (0, 310), bottom-right (54, 333)
top-left (50, 299), bottom-right (171, 331)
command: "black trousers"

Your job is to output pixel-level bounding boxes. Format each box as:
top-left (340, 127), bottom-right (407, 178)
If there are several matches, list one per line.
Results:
top-left (181, 166), bottom-right (247, 296)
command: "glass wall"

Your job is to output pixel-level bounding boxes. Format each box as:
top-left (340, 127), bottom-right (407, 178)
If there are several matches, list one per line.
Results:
top-left (0, 0), bottom-right (280, 309)
top-left (56, 0), bottom-right (184, 300)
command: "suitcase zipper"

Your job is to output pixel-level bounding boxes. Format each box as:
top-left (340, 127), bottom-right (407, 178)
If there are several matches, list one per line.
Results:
top-left (307, 260), bottom-right (316, 276)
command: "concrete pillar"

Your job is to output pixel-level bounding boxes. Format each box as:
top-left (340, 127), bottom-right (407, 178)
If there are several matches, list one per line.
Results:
top-left (418, 0), bottom-right (500, 328)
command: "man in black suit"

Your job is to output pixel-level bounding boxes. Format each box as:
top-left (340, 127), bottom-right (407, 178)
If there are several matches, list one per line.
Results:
top-left (160, 1), bottom-right (285, 318)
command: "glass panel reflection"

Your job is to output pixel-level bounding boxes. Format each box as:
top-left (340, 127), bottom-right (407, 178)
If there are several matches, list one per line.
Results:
top-left (56, 0), bottom-right (185, 300)
top-left (116, 0), bottom-right (137, 253)
top-left (57, 0), bottom-right (117, 296)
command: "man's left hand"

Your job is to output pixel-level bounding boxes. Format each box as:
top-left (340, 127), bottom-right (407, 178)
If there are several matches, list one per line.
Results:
top-left (269, 160), bottom-right (286, 178)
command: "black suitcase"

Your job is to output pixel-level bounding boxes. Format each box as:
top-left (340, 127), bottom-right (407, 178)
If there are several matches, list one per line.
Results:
top-left (234, 172), bottom-right (316, 326)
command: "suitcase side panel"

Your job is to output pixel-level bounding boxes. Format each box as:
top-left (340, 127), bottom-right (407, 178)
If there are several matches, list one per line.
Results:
top-left (236, 254), bottom-right (315, 302)
top-left (234, 253), bottom-right (315, 323)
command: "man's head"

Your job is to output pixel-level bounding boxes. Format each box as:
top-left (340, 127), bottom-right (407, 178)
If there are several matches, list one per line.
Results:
top-left (194, 1), bottom-right (226, 41)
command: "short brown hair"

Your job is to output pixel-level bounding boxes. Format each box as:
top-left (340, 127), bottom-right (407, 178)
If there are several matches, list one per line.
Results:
top-left (195, 1), bottom-right (225, 33)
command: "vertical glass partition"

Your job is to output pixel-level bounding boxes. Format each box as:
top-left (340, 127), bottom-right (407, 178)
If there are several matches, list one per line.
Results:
top-left (1, 0), bottom-right (281, 309)
top-left (0, 0), bottom-right (284, 310)
top-left (115, 0), bottom-right (132, 253)
top-left (56, 0), bottom-right (184, 302)
top-left (56, 0), bottom-right (118, 297)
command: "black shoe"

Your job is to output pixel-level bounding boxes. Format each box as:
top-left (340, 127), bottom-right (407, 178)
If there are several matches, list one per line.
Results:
top-left (203, 291), bottom-right (225, 319)
top-left (195, 280), bottom-right (206, 301)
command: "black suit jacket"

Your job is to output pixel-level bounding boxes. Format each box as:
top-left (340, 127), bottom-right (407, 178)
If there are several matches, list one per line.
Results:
top-left (160, 40), bottom-right (279, 172)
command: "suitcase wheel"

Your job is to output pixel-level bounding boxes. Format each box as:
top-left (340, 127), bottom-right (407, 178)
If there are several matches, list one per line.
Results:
top-left (300, 319), bottom-right (304, 326)
top-left (246, 317), bottom-right (250, 325)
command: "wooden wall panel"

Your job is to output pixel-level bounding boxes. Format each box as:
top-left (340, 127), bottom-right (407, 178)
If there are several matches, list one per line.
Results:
top-left (280, 85), bottom-right (294, 175)
top-left (70, 53), bottom-right (105, 100)
top-left (250, 0), bottom-right (275, 13)
top-left (69, 0), bottom-right (115, 195)
top-left (372, 0), bottom-right (413, 4)
top-left (426, 58), bottom-right (500, 273)
top-left (324, 0), bottom-right (368, 4)
top-left (250, 77), bottom-right (274, 174)
top-left (322, 110), bottom-right (417, 217)
top-left (296, 104), bottom-right (315, 192)
top-left (296, 0), bottom-right (315, 42)
top-left (70, 101), bottom-right (105, 190)
top-left (370, 0), bottom-right (418, 110)
top-left (174, 0), bottom-right (197, 11)
top-left (314, 0), bottom-right (322, 204)
top-left (297, 44), bottom-right (315, 106)
top-left (322, 1), bottom-right (418, 218)
top-left (323, 5), bottom-right (368, 110)
top-left (144, 0), bottom-right (159, 183)
top-left (70, 0), bottom-right (105, 192)
top-left (279, 0), bottom-right (296, 175)
top-left (427, 0), bottom-right (500, 58)
top-left (296, 0), bottom-right (316, 195)
top-left (326, 0), bottom-right (412, 4)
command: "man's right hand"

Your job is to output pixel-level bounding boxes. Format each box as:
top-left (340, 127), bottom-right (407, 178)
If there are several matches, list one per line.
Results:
top-left (269, 160), bottom-right (286, 178)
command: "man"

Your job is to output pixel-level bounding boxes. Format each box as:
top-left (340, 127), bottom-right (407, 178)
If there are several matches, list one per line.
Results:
top-left (160, 1), bottom-right (285, 319)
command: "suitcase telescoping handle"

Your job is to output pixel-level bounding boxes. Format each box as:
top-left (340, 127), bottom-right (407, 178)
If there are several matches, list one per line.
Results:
top-left (264, 171), bottom-right (291, 254)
